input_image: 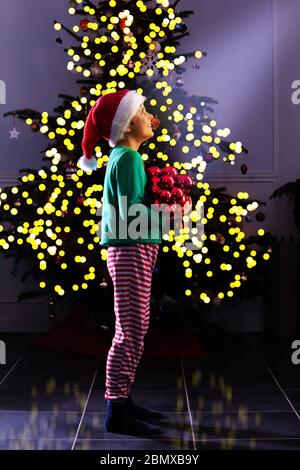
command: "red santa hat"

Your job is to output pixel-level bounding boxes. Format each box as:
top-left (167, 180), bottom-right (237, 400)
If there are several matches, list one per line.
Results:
top-left (78, 89), bottom-right (146, 172)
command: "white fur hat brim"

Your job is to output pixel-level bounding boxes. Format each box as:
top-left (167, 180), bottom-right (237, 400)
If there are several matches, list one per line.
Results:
top-left (78, 155), bottom-right (98, 172)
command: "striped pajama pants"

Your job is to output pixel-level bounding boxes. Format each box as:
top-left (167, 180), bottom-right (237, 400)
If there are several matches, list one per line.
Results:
top-left (105, 242), bottom-right (160, 400)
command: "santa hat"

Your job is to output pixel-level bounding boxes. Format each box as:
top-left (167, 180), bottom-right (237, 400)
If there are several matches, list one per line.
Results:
top-left (78, 89), bottom-right (146, 172)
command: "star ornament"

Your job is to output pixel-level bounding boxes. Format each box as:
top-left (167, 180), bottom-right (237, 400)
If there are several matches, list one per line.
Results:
top-left (10, 127), bottom-right (20, 139)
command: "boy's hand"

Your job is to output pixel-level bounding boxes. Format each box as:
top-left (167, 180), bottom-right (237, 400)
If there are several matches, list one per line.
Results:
top-left (182, 197), bottom-right (193, 215)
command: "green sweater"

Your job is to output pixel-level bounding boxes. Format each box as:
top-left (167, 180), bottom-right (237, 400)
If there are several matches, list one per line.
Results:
top-left (99, 145), bottom-right (163, 246)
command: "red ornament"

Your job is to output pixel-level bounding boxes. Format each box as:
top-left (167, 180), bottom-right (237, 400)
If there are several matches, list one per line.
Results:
top-left (179, 193), bottom-right (189, 206)
top-left (160, 166), bottom-right (178, 177)
top-left (120, 18), bottom-right (127, 30)
top-left (80, 19), bottom-right (89, 31)
top-left (146, 166), bottom-right (162, 177)
top-left (241, 164), bottom-right (248, 175)
top-left (30, 122), bottom-right (40, 132)
top-left (76, 194), bottom-right (86, 205)
top-left (151, 185), bottom-right (161, 198)
top-left (176, 174), bottom-right (193, 189)
top-left (159, 175), bottom-right (175, 190)
top-left (160, 190), bottom-right (172, 203)
top-left (216, 233), bottom-right (225, 244)
top-left (55, 255), bottom-right (61, 264)
top-left (151, 116), bottom-right (160, 130)
top-left (171, 187), bottom-right (184, 203)
top-left (150, 175), bottom-right (161, 186)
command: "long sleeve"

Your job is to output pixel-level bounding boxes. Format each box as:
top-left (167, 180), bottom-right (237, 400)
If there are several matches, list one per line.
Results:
top-left (115, 150), bottom-right (162, 241)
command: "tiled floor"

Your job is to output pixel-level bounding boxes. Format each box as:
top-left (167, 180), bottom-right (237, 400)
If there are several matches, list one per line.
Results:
top-left (0, 332), bottom-right (300, 450)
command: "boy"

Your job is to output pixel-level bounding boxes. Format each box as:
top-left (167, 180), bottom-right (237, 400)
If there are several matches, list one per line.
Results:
top-left (79, 89), bottom-right (168, 436)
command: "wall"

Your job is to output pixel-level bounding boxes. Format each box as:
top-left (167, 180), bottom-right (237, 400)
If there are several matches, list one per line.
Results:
top-left (0, 0), bottom-right (299, 331)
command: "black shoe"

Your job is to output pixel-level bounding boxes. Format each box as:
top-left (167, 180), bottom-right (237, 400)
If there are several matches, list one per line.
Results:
top-left (104, 399), bottom-right (163, 436)
top-left (126, 394), bottom-right (168, 421)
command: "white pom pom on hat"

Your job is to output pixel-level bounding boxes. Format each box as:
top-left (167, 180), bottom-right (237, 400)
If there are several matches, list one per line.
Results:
top-left (78, 89), bottom-right (146, 172)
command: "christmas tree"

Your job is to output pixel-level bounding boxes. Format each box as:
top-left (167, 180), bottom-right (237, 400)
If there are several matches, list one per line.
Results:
top-left (0, 0), bottom-right (273, 325)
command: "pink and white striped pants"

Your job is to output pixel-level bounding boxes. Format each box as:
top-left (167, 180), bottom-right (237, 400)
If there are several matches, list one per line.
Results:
top-left (105, 242), bottom-right (160, 400)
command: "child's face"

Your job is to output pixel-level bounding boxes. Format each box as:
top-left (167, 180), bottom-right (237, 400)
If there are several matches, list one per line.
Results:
top-left (130, 103), bottom-right (154, 143)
